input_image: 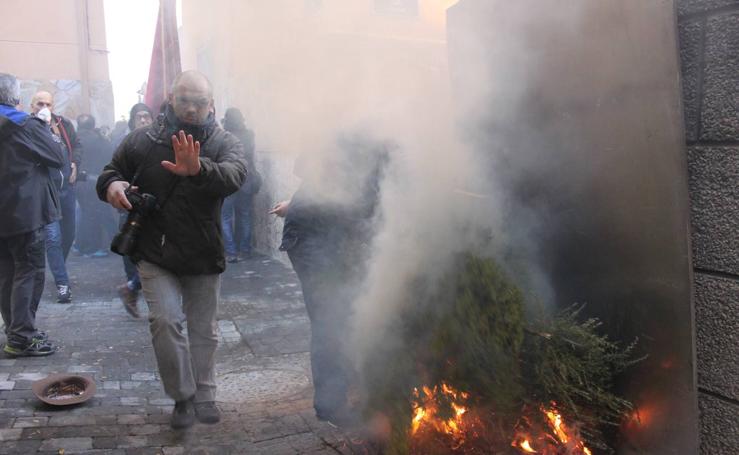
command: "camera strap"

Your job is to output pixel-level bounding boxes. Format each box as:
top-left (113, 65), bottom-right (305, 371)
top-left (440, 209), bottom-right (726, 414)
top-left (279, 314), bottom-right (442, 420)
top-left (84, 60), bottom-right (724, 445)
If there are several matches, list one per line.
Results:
top-left (128, 139), bottom-right (183, 212)
top-left (156, 176), bottom-right (183, 211)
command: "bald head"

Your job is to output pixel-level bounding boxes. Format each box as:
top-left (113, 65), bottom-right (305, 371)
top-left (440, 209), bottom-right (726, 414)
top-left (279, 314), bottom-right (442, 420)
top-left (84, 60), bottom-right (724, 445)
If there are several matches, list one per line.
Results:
top-left (31, 91), bottom-right (54, 115)
top-left (169, 71), bottom-right (214, 125)
top-left (171, 70), bottom-right (213, 97)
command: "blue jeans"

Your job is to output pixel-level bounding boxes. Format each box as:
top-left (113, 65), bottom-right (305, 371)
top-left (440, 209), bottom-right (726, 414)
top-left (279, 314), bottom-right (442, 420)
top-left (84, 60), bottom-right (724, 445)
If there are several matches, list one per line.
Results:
top-left (119, 211), bottom-right (141, 290)
top-left (44, 222), bottom-right (69, 287)
top-left (124, 256), bottom-right (141, 290)
top-left (222, 190), bottom-right (253, 256)
top-left (59, 187), bottom-right (76, 260)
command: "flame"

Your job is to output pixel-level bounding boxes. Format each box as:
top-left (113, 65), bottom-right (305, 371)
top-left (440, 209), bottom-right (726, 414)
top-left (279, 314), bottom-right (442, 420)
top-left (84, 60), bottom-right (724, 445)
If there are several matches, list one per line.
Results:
top-left (545, 408), bottom-right (569, 444)
top-left (521, 439), bottom-right (537, 453)
top-left (410, 386), bottom-right (593, 454)
top-left (411, 406), bottom-right (426, 434)
top-left (410, 382), bottom-right (470, 441)
top-left (510, 404), bottom-right (592, 454)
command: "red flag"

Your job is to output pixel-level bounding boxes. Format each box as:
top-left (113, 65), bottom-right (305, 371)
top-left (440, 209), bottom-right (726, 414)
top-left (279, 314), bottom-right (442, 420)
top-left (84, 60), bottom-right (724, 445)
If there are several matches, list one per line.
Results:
top-left (144, 0), bottom-right (181, 113)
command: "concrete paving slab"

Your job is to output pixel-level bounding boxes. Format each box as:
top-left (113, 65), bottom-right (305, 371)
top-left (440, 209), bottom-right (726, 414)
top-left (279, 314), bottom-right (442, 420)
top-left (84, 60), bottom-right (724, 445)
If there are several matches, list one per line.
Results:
top-left (0, 254), bottom-right (367, 454)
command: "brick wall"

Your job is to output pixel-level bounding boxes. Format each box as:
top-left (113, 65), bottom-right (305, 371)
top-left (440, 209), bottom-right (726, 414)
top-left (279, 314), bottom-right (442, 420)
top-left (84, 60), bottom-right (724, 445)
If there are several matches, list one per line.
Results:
top-left (677, 1), bottom-right (739, 453)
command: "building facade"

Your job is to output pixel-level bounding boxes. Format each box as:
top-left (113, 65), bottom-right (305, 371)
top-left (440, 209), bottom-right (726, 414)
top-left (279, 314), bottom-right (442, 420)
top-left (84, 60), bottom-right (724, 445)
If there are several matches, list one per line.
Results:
top-left (0, 0), bottom-right (113, 125)
top-left (179, 0), bottom-right (456, 257)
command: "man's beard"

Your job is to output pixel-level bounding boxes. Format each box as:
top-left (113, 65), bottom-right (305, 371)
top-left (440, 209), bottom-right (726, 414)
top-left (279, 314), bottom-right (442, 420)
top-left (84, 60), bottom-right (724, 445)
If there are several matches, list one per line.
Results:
top-left (164, 104), bottom-right (215, 142)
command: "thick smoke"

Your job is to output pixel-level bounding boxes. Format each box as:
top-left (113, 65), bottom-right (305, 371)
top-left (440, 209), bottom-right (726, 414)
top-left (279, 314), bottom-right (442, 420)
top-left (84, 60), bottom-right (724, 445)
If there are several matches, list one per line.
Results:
top-left (184, 0), bottom-right (588, 400)
top-left (348, 2), bottom-right (586, 362)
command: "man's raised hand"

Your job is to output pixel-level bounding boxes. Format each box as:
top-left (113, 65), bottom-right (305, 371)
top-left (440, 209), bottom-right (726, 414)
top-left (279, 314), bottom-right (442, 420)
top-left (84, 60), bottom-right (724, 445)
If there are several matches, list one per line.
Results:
top-left (162, 130), bottom-right (202, 176)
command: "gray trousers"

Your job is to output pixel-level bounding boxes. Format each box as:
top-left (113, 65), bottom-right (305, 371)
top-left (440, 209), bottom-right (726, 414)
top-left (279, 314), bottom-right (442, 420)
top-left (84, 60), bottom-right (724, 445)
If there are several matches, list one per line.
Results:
top-left (0, 228), bottom-right (46, 345)
top-left (138, 260), bottom-right (220, 403)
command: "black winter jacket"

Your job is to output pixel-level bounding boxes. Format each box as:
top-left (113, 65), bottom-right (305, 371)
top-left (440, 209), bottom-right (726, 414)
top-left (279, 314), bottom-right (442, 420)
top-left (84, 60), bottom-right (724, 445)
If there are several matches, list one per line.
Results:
top-left (0, 104), bottom-right (65, 237)
top-left (78, 128), bottom-right (113, 179)
top-left (52, 114), bottom-right (82, 166)
top-left (96, 113), bottom-right (247, 275)
top-left (51, 114), bottom-right (82, 185)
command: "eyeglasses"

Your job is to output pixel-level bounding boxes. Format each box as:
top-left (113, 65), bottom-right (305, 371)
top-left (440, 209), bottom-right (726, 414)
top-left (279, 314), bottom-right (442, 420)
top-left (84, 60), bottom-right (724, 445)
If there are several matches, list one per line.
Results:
top-left (174, 96), bottom-right (210, 109)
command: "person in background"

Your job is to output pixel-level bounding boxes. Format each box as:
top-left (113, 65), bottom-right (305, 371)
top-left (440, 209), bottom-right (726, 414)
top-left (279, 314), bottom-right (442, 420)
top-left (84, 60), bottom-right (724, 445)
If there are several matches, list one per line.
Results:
top-left (76, 114), bottom-right (116, 257)
top-left (270, 131), bottom-right (389, 426)
top-left (31, 91), bottom-right (82, 303)
top-left (221, 107), bottom-right (260, 262)
top-left (0, 73), bottom-right (64, 356)
top-left (110, 119), bottom-right (129, 148)
top-left (115, 103), bottom-right (154, 318)
top-left (97, 71), bottom-right (247, 429)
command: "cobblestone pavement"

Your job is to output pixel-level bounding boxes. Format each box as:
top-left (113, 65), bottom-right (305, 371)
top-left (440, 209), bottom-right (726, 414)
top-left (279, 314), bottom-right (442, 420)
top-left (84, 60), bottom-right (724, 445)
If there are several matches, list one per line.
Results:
top-left (0, 253), bottom-right (366, 454)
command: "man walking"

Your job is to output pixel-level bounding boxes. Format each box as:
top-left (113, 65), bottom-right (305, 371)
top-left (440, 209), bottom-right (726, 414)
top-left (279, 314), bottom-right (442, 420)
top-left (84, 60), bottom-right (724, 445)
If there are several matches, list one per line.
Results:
top-left (97, 71), bottom-right (247, 428)
top-left (0, 73), bottom-right (64, 356)
top-left (31, 91), bottom-right (82, 303)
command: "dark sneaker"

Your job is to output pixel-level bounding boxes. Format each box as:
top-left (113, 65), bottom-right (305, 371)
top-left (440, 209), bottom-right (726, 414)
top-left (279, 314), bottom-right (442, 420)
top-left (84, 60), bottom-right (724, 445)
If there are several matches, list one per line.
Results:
top-left (56, 285), bottom-right (71, 304)
top-left (3, 338), bottom-right (57, 357)
top-left (171, 399), bottom-right (195, 429)
top-left (194, 401), bottom-right (221, 424)
top-left (117, 284), bottom-right (140, 318)
top-left (226, 255), bottom-right (239, 264)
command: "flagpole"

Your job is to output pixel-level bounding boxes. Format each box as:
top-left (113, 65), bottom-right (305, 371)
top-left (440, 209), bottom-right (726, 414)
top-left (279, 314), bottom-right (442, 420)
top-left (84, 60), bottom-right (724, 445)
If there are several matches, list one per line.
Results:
top-left (160, 0), bottom-right (167, 104)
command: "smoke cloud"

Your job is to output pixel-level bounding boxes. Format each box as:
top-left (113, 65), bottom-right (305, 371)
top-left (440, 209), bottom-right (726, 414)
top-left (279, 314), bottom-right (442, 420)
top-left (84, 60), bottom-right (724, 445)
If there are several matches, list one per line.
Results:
top-left (182, 0), bottom-right (588, 405)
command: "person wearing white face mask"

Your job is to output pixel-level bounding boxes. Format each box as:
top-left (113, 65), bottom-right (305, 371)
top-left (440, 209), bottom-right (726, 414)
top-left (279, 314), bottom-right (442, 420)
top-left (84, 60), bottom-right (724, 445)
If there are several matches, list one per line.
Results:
top-left (31, 91), bottom-right (83, 303)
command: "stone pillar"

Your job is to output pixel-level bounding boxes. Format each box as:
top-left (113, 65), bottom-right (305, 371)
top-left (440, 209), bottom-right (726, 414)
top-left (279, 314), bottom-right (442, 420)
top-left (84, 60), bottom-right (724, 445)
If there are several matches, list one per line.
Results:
top-left (677, 1), bottom-right (739, 453)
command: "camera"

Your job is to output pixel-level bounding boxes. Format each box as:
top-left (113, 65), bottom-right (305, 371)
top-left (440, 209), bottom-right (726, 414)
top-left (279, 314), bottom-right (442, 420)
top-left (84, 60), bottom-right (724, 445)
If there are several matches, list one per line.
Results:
top-left (110, 189), bottom-right (158, 256)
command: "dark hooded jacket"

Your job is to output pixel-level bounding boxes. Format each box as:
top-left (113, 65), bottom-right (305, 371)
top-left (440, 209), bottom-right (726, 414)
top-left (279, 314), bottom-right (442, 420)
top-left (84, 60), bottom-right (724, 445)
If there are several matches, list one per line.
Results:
top-left (281, 133), bottom-right (389, 255)
top-left (96, 106), bottom-right (248, 275)
top-left (51, 113), bottom-right (82, 183)
top-left (223, 112), bottom-right (259, 194)
top-left (0, 104), bottom-right (65, 237)
top-left (78, 127), bottom-right (113, 178)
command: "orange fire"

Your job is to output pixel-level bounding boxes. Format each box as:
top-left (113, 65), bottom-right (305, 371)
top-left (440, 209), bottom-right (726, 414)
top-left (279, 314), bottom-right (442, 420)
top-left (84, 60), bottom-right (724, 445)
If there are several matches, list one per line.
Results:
top-left (410, 383), bottom-right (593, 454)
top-left (511, 405), bottom-right (592, 455)
top-left (518, 438), bottom-right (537, 453)
top-left (410, 383), bottom-right (470, 441)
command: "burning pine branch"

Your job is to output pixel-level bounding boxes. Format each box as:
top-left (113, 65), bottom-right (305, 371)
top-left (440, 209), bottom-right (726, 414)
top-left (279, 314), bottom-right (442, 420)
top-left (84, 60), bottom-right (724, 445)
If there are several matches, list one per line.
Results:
top-left (409, 381), bottom-right (593, 454)
top-left (363, 253), bottom-right (641, 454)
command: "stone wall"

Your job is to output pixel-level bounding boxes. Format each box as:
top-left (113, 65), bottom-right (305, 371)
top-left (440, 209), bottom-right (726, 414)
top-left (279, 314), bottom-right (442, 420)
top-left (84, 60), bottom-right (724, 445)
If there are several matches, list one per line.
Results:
top-left (19, 79), bottom-right (115, 128)
top-left (677, 1), bottom-right (739, 453)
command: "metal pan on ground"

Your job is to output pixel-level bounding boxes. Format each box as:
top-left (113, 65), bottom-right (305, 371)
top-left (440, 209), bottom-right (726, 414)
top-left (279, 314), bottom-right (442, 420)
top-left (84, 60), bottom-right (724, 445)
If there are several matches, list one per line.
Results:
top-left (31, 374), bottom-right (96, 406)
